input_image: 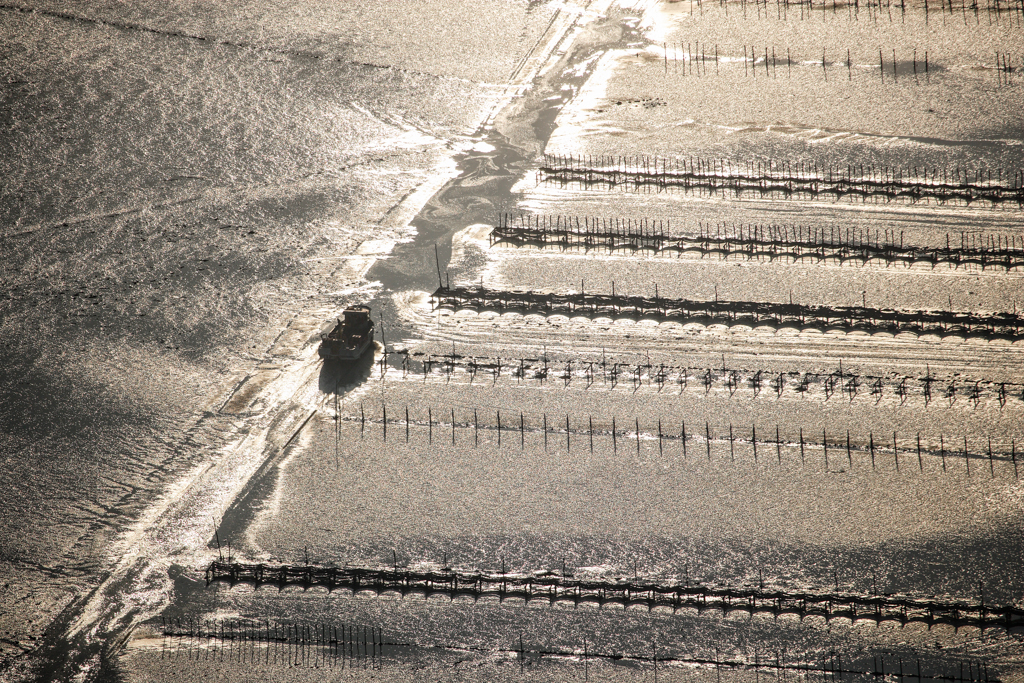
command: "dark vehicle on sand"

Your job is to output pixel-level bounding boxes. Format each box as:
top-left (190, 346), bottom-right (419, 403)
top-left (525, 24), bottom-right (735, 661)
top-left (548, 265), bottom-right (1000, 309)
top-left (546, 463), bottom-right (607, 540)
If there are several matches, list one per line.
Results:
top-left (318, 305), bottom-right (374, 360)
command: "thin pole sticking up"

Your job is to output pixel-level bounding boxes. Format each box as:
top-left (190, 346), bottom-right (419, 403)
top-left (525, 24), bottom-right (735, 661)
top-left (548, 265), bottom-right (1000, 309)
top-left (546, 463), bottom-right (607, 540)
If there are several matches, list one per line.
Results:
top-left (434, 243), bottom-right (443, 288)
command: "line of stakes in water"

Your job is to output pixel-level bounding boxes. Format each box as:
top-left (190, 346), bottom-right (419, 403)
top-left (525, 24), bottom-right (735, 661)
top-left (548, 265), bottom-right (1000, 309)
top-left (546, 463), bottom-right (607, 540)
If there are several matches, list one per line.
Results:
top-left (348, 403), bottom-right (1020, 478)
top-left (400, 351), bottom-right (1021, 408)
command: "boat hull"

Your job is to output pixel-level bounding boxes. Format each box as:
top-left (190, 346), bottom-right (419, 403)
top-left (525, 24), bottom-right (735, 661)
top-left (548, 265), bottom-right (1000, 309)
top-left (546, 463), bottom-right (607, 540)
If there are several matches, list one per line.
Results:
top-left (318, 335), bottom-right (373, 361)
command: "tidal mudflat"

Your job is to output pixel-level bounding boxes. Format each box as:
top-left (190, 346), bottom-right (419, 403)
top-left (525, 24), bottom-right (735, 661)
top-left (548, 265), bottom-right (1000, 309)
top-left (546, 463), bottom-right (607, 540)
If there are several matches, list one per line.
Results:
top-left (1, 0), bottom-right (1022, 681)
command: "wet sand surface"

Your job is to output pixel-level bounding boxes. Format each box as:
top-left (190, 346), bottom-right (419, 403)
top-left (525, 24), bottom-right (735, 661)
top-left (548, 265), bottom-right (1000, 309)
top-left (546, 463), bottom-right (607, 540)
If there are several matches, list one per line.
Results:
top-left (1, 0), bottom-right (1023, 681)
top-left (0, 0), bottom-right (557, 678)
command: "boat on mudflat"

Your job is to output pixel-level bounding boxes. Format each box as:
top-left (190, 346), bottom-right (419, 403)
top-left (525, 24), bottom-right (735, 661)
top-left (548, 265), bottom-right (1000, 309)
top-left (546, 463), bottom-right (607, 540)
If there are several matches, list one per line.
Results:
top-left (318, 305), bottom-right (374, 361)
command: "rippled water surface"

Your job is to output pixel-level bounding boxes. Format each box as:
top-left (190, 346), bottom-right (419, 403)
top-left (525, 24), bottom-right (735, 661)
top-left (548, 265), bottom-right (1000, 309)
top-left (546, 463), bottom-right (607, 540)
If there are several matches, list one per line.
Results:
top-left (1, 0), bottom-right (1022, 680)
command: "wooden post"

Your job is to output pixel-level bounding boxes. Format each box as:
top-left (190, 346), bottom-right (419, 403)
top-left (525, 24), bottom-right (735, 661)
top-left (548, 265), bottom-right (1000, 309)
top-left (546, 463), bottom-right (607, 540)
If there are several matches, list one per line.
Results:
top-left (824, 428), bottom-right (829, 470)
top-left (965, 436), bottom-right (970, 476)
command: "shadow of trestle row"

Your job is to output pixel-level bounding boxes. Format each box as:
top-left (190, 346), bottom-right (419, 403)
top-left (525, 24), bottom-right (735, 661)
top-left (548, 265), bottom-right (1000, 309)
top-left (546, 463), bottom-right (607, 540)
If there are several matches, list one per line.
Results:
top-left (491, 217), bottom-right (1024, 272)
top-left (204, 562), bottom-right (1022, 634)
top-left (430, 285), bottom-right (1024, 339)
top-left (538, 155), bottom-right (1024, 205)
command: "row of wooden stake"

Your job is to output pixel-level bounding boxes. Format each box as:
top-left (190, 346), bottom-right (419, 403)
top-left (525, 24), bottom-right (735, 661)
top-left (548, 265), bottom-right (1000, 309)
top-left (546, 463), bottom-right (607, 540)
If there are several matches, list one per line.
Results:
top-left (346, 405), bottom-right (1020, 477)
